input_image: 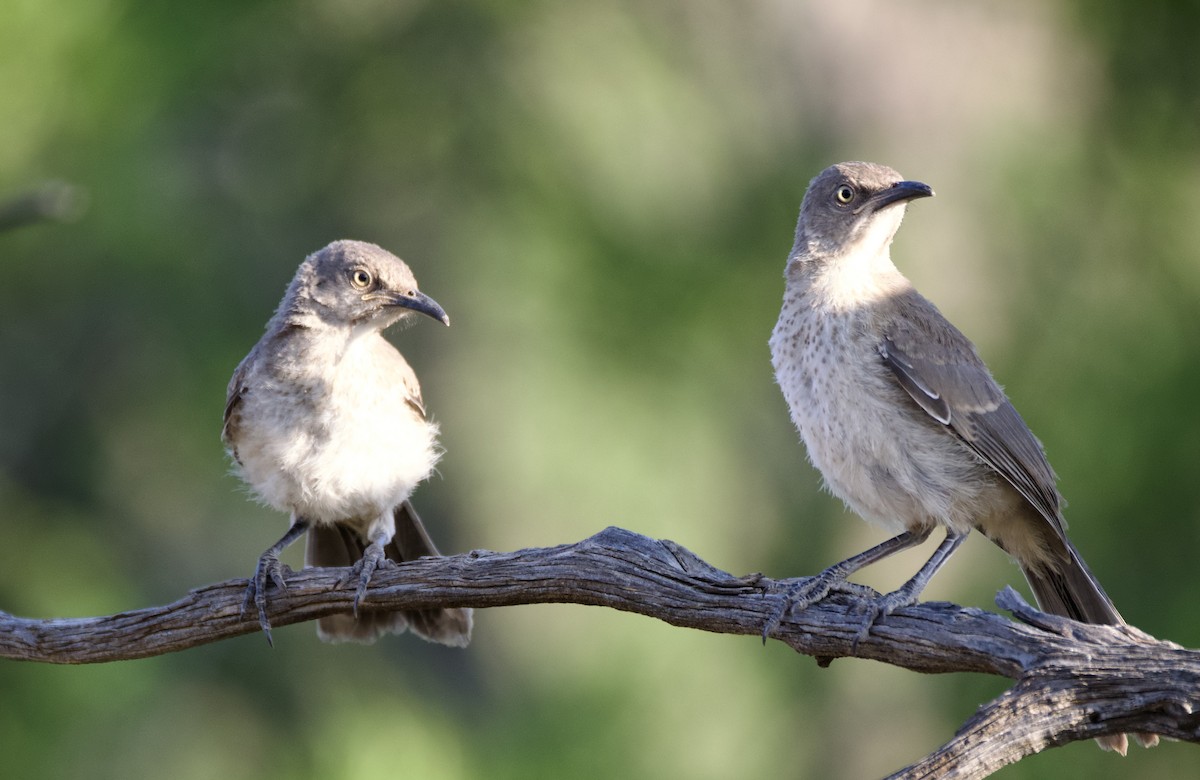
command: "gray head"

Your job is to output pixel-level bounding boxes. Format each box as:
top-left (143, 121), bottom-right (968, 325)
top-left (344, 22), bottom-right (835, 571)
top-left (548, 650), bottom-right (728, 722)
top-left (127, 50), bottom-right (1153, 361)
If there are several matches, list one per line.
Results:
top-left (792, 161), bottom-right (933, 262)
top-left (280, 240), bottom-right (449, 330)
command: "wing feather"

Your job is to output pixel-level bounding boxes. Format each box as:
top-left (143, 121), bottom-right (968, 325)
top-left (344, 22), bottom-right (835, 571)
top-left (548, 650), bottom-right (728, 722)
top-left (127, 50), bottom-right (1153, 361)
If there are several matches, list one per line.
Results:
top-left (221, 358), bottom-right (250, 462)
top-left (880, 293), bottom-right (1066, 538)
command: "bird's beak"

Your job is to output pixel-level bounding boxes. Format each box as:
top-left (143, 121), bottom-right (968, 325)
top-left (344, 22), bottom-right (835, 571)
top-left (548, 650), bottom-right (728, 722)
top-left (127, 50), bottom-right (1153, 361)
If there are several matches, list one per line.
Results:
top-left (864, 180), bottom-right (934, 213)
top-left (377, 290), bottom-right (451, 326)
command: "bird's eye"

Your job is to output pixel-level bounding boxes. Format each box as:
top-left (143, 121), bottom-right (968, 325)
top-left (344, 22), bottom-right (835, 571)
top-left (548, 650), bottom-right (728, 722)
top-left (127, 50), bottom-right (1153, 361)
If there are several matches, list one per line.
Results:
top-left (835, 185), bottom-right (855, 205)
top-left (350, 269), bottom-right (372, 289)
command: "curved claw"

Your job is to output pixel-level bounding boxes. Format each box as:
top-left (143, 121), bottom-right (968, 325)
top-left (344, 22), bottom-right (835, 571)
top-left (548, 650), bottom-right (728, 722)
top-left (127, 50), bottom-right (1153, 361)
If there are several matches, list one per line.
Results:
top-left (762, 573), bottom-right (879, 643)
top-left (345, 542), bottom-right (395, 618)
top-left (849, 589), bottom-right (920, 653)
top-left (763, 574), bottom-right (838, 643)
top-left (242, 554), bottom-right (292, 646)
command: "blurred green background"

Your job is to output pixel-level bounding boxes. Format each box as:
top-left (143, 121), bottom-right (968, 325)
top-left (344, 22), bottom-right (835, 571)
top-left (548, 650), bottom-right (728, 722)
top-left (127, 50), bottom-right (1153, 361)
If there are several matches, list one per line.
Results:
top-left (2, 1), bottom-right (1198, 777)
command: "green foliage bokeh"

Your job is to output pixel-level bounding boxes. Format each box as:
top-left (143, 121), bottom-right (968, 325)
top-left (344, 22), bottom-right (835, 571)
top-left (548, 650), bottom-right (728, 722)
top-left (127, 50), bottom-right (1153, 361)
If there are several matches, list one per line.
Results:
top-left (1, 2), bottom-right (1197, 778)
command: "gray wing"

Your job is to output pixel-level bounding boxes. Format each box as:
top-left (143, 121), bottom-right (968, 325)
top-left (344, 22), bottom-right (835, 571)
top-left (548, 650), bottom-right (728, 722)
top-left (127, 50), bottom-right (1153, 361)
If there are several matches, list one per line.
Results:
top-left (378, 339), bottom-right (428, 419)
top-left (221, 356), bottom-right (251, 460)
top-left (879, 294), bottom-right (1065, 537)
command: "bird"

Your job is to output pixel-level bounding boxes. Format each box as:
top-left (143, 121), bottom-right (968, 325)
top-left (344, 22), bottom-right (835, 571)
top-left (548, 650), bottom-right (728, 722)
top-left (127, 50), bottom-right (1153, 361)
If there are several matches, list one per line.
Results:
top-left (222, 239), bottom-right (472, 647)
top-left (767, 161), bottom-right (1153, 753)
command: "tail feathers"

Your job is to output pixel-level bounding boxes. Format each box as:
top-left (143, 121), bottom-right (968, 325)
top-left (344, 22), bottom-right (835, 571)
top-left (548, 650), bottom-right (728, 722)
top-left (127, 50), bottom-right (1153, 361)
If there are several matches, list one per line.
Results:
top-left (1093, 732), bottom-right (1161, 756)
top-left (305, 502), bottom-right (473, 646)
top-left (1020, 544), bottom-right (1160, 753)
top-left (1020, 545), bottom-right (1123, 626)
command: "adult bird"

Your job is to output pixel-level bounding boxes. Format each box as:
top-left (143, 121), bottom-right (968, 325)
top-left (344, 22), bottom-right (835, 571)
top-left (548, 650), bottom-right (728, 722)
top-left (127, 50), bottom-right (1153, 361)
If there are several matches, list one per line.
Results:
top-left (768, 162), bottom-right (1153, 753)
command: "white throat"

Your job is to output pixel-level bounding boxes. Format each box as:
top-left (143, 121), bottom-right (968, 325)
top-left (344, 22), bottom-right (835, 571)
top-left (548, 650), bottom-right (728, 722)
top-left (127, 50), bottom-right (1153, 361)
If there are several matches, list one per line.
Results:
top-left (795, 206), bottom-right (911, 310)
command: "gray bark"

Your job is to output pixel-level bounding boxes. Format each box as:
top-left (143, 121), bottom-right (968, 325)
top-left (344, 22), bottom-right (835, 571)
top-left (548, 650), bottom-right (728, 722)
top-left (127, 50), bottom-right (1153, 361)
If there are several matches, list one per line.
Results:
top-left (1, 527), bottom-right (1194, 777)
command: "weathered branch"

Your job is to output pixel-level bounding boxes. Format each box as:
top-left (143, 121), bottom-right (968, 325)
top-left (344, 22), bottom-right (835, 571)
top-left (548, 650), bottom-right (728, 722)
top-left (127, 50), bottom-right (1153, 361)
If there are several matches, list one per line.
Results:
top-left (1, 527), bottom-right (1195, 778)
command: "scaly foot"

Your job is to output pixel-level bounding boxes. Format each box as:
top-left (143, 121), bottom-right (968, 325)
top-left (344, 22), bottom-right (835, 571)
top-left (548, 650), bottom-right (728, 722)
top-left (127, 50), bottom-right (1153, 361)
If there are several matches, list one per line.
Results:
top-left (849, 584), bottom-right (924, 651)
top-left (336, 542), bottom-right (396, 617)
top-left (762, 571), bottom-right (875, 641)
top-left (242, 552), bottom-right (293, 646)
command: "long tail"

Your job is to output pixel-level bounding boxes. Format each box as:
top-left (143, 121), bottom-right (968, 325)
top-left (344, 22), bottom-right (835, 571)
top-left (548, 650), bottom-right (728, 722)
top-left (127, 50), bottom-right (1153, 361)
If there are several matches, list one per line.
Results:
top-left (1019, 543), bottom-right (1160, 753)
top-left (1019, 544), bottom-right (1122, 625)
top-left (306, 501), bottom-right (473, 646)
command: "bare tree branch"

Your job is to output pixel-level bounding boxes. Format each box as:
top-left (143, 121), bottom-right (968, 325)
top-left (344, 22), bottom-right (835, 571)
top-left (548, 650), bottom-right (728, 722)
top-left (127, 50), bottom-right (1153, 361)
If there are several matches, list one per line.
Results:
top-left (1, 527), bottom-right (1195, 777)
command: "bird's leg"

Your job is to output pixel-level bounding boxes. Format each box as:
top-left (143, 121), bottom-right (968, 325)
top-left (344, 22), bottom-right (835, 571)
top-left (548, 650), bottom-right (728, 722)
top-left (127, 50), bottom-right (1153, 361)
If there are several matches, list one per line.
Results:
top-left (851, 528), bottom-right (969, 649)
top-left (763, 527), bottom-right (932, 641)
top-left (343, 511), bottom-right (398, 618)
top-left (243, 517), bottom-right (310, 645)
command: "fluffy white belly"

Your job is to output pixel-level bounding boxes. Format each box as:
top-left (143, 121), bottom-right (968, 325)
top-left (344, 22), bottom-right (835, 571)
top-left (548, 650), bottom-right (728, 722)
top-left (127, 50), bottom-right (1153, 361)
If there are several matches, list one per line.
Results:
top-left (235, 344), bottom-right (439, 525)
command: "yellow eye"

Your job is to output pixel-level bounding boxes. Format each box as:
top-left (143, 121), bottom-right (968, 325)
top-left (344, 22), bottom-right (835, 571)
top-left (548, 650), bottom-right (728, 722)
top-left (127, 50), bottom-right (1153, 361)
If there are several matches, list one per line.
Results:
top-left (351, 269), bottom-right (372, 288)
top-left (835, 185), bottom-right (855, 205)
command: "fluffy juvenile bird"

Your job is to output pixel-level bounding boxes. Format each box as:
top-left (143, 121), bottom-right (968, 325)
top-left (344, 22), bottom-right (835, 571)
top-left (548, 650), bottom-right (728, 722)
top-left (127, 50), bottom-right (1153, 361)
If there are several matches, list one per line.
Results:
top-left (768, 162), bottom-right (1153, 753)
top-left (223, 239), bottom-right (472, 646)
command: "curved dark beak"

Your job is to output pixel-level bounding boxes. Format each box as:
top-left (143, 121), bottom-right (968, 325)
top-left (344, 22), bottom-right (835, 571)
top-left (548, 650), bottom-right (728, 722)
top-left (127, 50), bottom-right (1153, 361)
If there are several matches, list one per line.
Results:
top-left (385, 290), bottom-right (450, 326)
top-left (865, 180), bottom-right (934, 213)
